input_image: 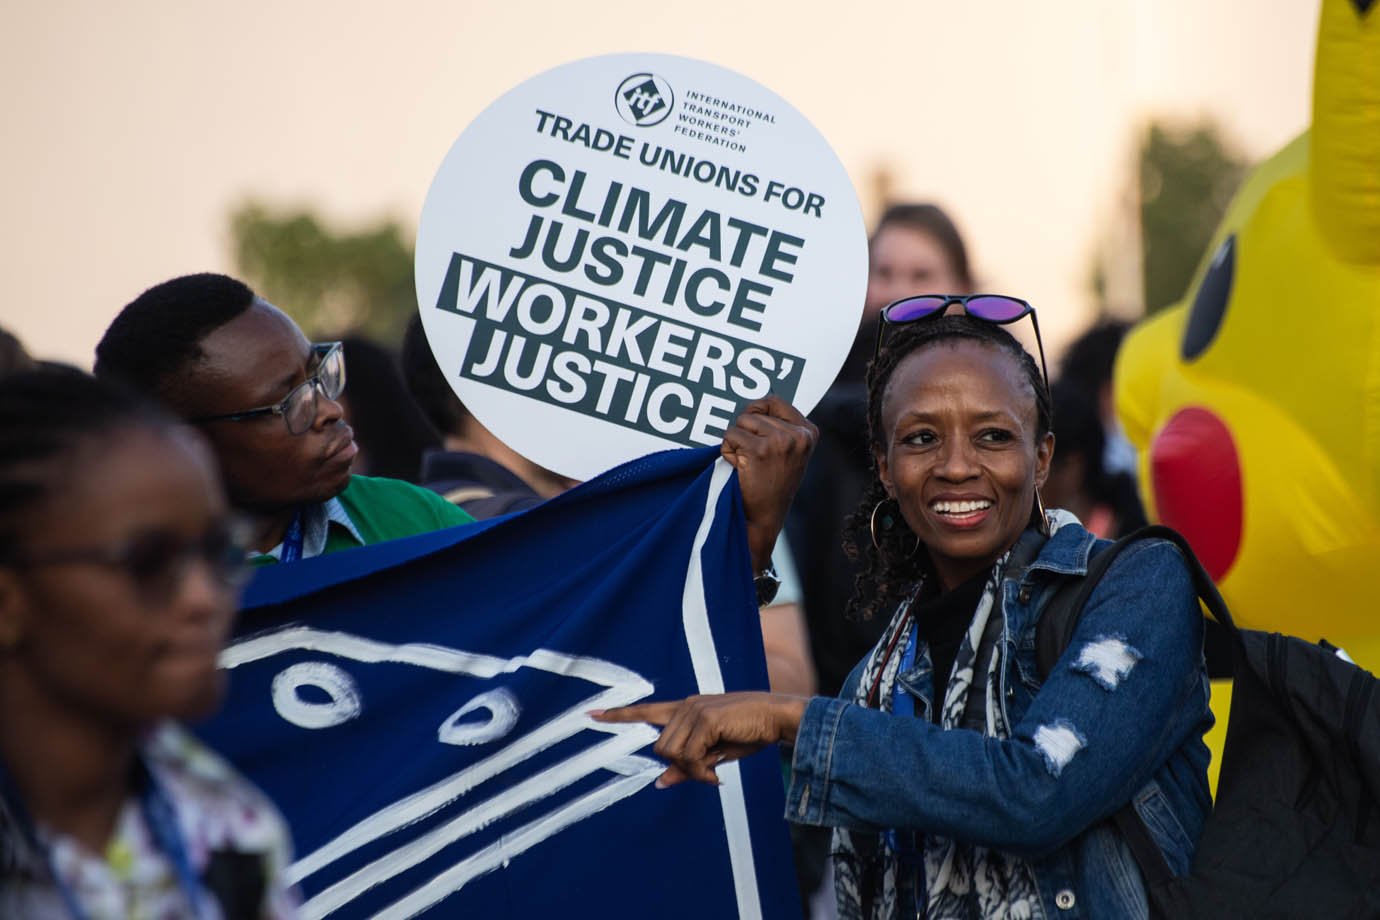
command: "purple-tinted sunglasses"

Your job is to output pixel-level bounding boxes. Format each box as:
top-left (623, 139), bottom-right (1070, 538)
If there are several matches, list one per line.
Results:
top-left (875, 294), bottom-right (1049, 390)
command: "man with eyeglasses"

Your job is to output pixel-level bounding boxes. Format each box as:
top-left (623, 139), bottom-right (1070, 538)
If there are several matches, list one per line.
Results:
top-left (94, 273), bottom-right (814, 572)
top-left (94, 274), bottom-right (473, 563)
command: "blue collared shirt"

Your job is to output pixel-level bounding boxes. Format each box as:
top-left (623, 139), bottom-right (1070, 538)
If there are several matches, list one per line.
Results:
top-left (256, 497), bottom-right (363, 563)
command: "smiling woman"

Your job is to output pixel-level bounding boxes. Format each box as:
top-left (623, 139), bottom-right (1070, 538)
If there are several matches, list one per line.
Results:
top-left (871, 327), bottom-right (1051, 594)
top-left (0, 367), bottom-right (298, 918)
top-left (597, 311), bottom-right (1213, 919)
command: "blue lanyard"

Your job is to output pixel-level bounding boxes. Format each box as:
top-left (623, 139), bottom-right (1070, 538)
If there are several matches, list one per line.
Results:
top-left (890, 621), bottom-right (920, 719)
top-left (280, 509), bottom-right (305, 563)
top-left (136, 761), bottom-right (207, 917)
top-left (0, 756), bottom-right (206, 920)
top-left (886, 622), bottom-right (926, 869)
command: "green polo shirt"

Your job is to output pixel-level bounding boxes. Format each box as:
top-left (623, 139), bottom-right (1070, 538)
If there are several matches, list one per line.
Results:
top-left (253, 475), bottom-right (476, 565)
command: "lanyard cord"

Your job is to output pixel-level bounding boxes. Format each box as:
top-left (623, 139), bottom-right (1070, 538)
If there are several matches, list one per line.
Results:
top-left (280, 508), bottom-right (305, 563)
top-left (891, 620), bottom-right (921, 720)
top-left (135, 760), bottom-right (207, 917)
top-left (0, 755), bottom-right (206, 920)
top-left (864, 609), bottom-right (912, 709)
top-left (881, 619), bottom-right (925, 867)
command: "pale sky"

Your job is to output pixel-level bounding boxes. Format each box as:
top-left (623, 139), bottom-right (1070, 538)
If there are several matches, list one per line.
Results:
top-left (2, 0), bottom-right (1318, 368)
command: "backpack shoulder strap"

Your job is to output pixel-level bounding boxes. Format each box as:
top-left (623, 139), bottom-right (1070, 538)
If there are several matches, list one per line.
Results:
top-left (1035, 537), bottom-right (1114, 680)
top-left (1031, 524), bottom-right (1242, 891)
top-left (1036, 524), bottom-right (1241, 680)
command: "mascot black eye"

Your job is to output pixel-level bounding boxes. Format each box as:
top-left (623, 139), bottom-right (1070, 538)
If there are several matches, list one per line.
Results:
top-left (1181, 235), bottom-right (1235, 362)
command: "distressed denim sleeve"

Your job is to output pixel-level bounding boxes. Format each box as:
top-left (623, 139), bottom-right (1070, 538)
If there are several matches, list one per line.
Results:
top-left (784, 539), bottom-right (1209, 859)
top-left (784, 697), bottom-right (851, 824)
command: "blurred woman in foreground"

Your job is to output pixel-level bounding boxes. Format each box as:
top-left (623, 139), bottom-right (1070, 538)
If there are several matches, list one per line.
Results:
top-left (0, 367), bottom-right (295, 918)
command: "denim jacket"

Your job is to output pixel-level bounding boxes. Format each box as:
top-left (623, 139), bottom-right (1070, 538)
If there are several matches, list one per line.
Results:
top-left (785, 523), bottom-right (1213, 919)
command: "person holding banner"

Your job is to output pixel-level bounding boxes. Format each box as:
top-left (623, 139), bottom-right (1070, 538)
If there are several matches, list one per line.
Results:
top-left (0, 367), bottom-right (297, 918)
top-left (786, 200), bottom-right (977, 914)
top-left (93, 273), bottom-right (475, 563)
top-left (94, 273), bottom-right (814, 575)
top-left (600, 306), bottom-right (1212, 919)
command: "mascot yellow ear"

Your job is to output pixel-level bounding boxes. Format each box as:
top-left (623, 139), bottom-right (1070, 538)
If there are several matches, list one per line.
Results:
top-left (1310, 0), bottom-right (1380, 267)
top-left (1113, 0), bottom-right (1380, 670)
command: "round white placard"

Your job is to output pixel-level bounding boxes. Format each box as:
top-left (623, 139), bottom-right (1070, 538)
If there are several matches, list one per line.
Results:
top-left (416, 53), bottom-right (866, 481)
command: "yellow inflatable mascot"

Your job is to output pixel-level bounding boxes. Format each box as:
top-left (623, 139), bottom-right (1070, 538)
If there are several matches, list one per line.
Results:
top-left (1115, 0), bottom-right (1380, 670)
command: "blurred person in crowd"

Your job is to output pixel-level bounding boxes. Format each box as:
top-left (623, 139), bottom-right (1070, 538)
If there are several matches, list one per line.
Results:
top-left (0, 327), bottom-right (35, 378)
top-left (757, 545), bottom-right (817, 698)
top-left (1043, 380), bottom-right (1146, 539)
top-left (336, 335), bottom-right (440, 483)
top-left (401, 315), bottom-right (817, 695)
top-left (840, 204), bottom-right (976, 384)
top-left (0, 366), bottom-right (296, 917)
top-left (400, 314), bottom-right (572, 517)
top-left (784, 203), bottom-right (975, 915)
top-left (1057, 320), bottom-right (1137, 477)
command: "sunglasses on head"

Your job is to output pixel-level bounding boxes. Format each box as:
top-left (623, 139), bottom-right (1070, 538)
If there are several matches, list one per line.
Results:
top-left (875, 294), bottom-right (1049, 391)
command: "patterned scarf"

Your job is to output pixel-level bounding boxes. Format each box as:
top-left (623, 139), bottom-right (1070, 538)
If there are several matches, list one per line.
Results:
top-left (832, 517), bottom-right (1075, 920)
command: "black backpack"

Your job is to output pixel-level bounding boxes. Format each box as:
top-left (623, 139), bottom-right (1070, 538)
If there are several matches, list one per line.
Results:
top-left (1035, 525), bottom-right (1380, 918)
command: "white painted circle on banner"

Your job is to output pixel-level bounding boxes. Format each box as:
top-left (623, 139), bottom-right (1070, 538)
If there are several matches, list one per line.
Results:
top-left (271, 662), bottom-right (363, 729)
top-left (416, 53), bottom-right (867, 481)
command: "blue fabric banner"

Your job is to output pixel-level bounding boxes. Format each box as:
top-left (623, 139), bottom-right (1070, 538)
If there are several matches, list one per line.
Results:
top-left (195, 447), bottom-right (801, 919)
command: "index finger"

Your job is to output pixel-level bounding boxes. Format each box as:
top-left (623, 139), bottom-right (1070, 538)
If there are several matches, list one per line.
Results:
top-left (739, 397), bottom-right (811, 435)
top-left (742, 394), bottom-right (807, 425)
top-left (590, 701), bottom-right (682, 726)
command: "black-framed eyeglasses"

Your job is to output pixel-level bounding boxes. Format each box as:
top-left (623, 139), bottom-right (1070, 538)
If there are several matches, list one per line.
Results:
top-left (6, 517), bottom-right (252, 607)
top-left (875, 294), bottom-right (1050, 391)
top-left (190, 341), bottom-right (346, 436)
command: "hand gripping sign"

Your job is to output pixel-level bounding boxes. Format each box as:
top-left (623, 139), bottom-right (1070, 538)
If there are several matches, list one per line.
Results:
top-left (416, 53), bottom-right (867, 481)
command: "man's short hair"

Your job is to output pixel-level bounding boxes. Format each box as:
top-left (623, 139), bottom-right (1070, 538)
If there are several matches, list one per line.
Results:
top-left (400, 314), bottom-right (468, 436)
top-left (94, 273), bottom-right (256, 395)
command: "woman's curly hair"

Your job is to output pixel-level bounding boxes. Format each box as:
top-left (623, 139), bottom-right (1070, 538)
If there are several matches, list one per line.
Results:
top-left (842, 314), bottom-right (1053, 622)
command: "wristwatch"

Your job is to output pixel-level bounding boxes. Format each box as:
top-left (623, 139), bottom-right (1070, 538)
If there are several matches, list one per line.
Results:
top-left (754, 563), bottom-right (781, 608)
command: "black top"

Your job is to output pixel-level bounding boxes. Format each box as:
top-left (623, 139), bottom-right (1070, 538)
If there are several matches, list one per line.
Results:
top-left (912, 569), bottom-right (990, 721)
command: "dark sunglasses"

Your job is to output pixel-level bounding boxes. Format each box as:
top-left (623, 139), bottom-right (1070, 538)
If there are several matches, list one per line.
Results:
top-left (191, 341), bottom-right (345, 436)
top-left (8, 518), bottom-right (251, 607)
top-left (875, 294), bottom-right (1049, 390)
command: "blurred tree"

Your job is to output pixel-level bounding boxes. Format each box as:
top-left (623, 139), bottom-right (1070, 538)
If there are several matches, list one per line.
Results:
top-left (1139, 121), bottom-right (1248, 314)
top-left (229, 202), bottom-right (416, 344)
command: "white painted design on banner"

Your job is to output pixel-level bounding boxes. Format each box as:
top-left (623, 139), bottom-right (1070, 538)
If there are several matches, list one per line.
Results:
top-left (221, 626), bottom-right (658, 917)
top-left (306, 732), bottom-right (659, 918)
top-left (271, 662), bottom-right (363, 729)
top-left (680, 457), bottom-right (763, 920)
top-left (437, 688), bottom-right (521, 746)
top-left (375, 768), bottom-right (660, 920)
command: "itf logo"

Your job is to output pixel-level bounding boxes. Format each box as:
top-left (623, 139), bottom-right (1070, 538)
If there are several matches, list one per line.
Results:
top-left (614, 73), bottom-right (674, 127)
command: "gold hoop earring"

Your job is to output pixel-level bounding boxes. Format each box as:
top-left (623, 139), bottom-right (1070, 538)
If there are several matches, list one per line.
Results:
top-left (869, 499), bottom-right (889, 551)
top-left (1035, 487), bottom-right (1050, 537)
top-left (870, 499), bottom-right (920, 557)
